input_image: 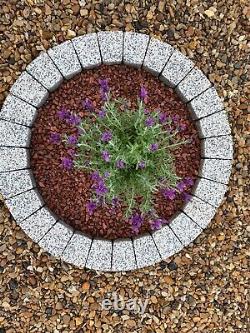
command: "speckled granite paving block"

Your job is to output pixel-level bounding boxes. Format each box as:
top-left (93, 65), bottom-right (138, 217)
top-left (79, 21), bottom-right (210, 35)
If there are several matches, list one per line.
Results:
top-left (199, 159), bottom-right (232, 185)
top-left (0, 94), bottom-right (37, 126)
top-left (188, 87), bottom-right (224, 119)
top-left (193, 178), bottom-right (228, 208)
top-left (0, 120), bottom-right (31, 147)
top-left (86, 239), bottom-right (112, 271)
top-left (62, 232), bottom-right (92, 268)
top-left (0, 147), bottom-right (29, 172)
top-left (169, 213), bottom-right (202, 246)
top-left (97, 31), bottom-right (123, 65)
top-left (26, 52), bottom-right (63, 91)
top-left (133, 234), bottom-right (161, 269)
top-left (143, 37), bottom-right (173, 75)
top-left (183, 196), bottom-right (216, 229)
top-left (112, 239), bottom-right (137, 271)
top-left (160, 50), bottom-right (194, 87)
top-left (48, 41), bottom-right (82, 79)
top-left (19, 207), bottom-right (57, 243)
top-left (10, 72), bottom-right (48, 107)
top-left (39, 221), bottom-right (73, 257)
top-left (152, 225), bottom-right (183, 259)
top-left (196, 111), bottom-right (231, 138)
top-left (0, 169), bottom-right (34, 199)
top-left (176, 67), bottom-right (211, 102)
top-left (123, 32), bottom-right (150, 67)
top-left (6, 189), bottom-right (44, 223)
top-left (72, 33), bottom-right (101, 69)
top-left (202, 136), bottom-right (233, 159)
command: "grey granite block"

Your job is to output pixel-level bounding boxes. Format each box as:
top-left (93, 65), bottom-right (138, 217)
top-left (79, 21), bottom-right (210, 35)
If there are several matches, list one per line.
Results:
top-left (0, 147), bottom-right (29, 172)
top-left (0, 120), bottom-right (31, 147)
top-left (0, 94), bottom-right (37, 126)
top-left (6, 189), bottom-right (44, 223)
top-left (48, 41), bottom-right (82, 79)
top-left (133, 233), bottom-right (161, 269)
top-left (112, 238), bottom-right (137, 271)
top-left (97, 31), bottom-right (123, 65)
top-left (39, 220), bottom-right (73, 257)
top-left (202, 136), bottom-right (233, 159)
top-left (62, 232), bottom-right (92, 268)
top-left (160, 50), bottom-right (194, 87)
top-left (199, 158), bottom-right (232, 185)
top-left (183, 196), bottom-right (216, 229)
top-left (169, 213), bottom-right (202, 246)
top-left (72, 33), bottom-right (101, 69)
top-left (123, 32), bottom-right (150, 67)
top-left (176, 67), bottom-right (211, 102)
top-left (26, 52), bottom-right (63, 91)
top-left (19, 207), bottom-right (57, 243)
top-left (143, 37), bottom-right (173, 75)
top-left (10, 72), bottom-right (48, 107)
top-left (188, 87), bottom-right (224, 119)
top-left (86, 239), bottom-right (112, 271)
top-left (0, 169), bottom-right (34, 199)
top-left (196, 111), bottom-right (231, 138)
top-left (193, 178), bottom-right (228, 208)
top-left (152, 225), bottom-right (183, 259)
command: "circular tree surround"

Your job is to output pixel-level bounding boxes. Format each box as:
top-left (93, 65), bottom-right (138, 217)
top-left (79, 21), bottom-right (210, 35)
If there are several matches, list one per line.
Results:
top-left (0, 31), bottom-right (233, 272)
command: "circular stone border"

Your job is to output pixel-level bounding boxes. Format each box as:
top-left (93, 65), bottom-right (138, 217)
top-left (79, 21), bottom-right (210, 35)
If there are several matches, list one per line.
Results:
top-left (0, 31), bottom-right (233, 272)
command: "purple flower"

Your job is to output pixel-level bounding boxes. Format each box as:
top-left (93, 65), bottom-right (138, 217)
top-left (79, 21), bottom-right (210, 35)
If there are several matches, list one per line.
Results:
top-left (91, 171), bottom-right (102, 182)
top-left (172, 114), bottom-right (180, 122)
top-left (83, 98), bottom-right (93, 111)
top-left (184, 177), bottom-right (194, 186)
top-left (112, 197), bottom-right (119, 207)
top-left (145, 117), bottom-right (155, 127)
top-left (101, 131), bottom-right (112, 143)
top-left (98, 108), bottom-right (106, 118)
top-left (86, 201), bottom-right (97, 215)
top-left (61, 157), bottom-right (73, 170)
top-left (183, 192), bottom-right (191, 203)
top-left (99, 79), bottom-right (109, 93)
top-left (139, 86), bottom-right (148, 102)
top-left (130, 212), bottom-right (143, 233)
top-left (94, 180), bottom-right (108, 196)
top-left (151, 218), bottom-right (167, 231)
top-left (179, 123), bottom-right (187, 131)
top-left (67, 114), bottom-right (81, 126)
top-left (162, 188), bottom-right (176, 200)
top-left (58, 107), bottom-right (70, 120)
top-left (159, 112), bottom-right (168, 124)
top-left (116, 159), bottom-right (126, 169)
top-left (104, 171), bottom-right (110, 178)
top-left (50, 132), bottom-right (61, 144)
top-left (177, 181), bottom-right (187, 193)
top-left (149, 143), bottom-right (159, 152)
top-left (143, 108), bottom-right (149, 115)
top-left (67, 134), bottom-right (78, 145)
top-left (138, 160), bottom-right (146, 169)
top-left (101, 150), bottom-right (110, 162)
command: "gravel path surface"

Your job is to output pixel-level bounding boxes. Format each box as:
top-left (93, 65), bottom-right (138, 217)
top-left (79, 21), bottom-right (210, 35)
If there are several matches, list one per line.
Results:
top-left (0, 1), bottom-right (248, 332)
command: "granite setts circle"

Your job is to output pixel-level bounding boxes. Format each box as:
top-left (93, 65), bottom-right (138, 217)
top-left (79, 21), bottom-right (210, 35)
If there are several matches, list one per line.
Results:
top-left (0, 31), bottom-right (233, 272)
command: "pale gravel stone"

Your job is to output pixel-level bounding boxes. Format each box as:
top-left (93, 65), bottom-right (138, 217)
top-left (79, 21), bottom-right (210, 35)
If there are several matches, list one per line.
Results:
top-left (169, 213), bottom-right (202, 246)
top-left (152, 225), bottom-right (183, 259)
top-left (72, 33), bottom-right (101, 69)
top-left (0, 120), bottom-right (31, 147)
top-left (112, 239), bottom-right (137, 271)
top-left (176, 67), bottom-right (211, 102)
top-left (123, 32), bottom-right (150, 67)
top-left (61, 232), bottom-right (92, 268)
top-left (0, 94), bottom-right (37, 126)
top-left (193, 178), bottom-right (228, 208)
top-left (133, 233), bottom-right (161, 269)
top-left (183, 196), bottom-right (217, 229)
top-left (196, 111), bottom-right (231, 138)
top-left (160, 50), bottom-right (194, 87)
top-left (0, 147), bottom-right (29, 172)
top-left (10, 72), bottom-right (48, 107)
top-left (188, 87), bottom-right (224, 119)
top-left (39, 221), bottom-right (73, 257)
top-left (48, 41), bottom-right (82, 79)
top-left (26, 52), bottom-right (63, 91)
top-left (19, 207), bottom-right (57, 243)
top-left (199, 159), bottom-right (232, 185)
top-left (97, 31), bottom-right (123, 65)
top-left (202, 136), bottom-right (234, 159)
top-left (143, 37), bottom-right (173, 75)
top-left (86, 239), bottom-right (112, 271)
top-left (0, 169), bottom-right (34, 199)
top-left (5, 189), bottom-right (44, 223)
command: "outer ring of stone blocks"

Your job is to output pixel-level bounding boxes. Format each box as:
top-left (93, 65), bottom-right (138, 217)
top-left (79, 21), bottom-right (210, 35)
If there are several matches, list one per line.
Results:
top-left (0, 31), bottom-right (233, 272)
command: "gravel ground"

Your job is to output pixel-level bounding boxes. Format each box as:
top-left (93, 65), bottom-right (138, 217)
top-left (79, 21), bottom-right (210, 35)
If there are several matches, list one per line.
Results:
top-left (0, 1), bottom-right (249, 332)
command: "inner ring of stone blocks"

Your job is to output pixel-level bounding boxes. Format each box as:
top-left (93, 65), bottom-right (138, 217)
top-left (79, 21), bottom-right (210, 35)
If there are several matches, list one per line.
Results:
top-left (0, 31), bottom-right (233, 272)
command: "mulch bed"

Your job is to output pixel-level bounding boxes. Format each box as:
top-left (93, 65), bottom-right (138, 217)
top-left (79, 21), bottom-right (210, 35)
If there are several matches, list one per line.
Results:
top-left (30, 65), bottom-right (201, 239)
